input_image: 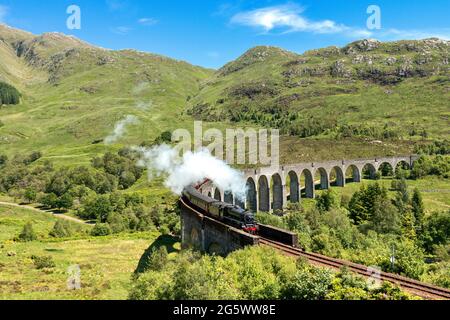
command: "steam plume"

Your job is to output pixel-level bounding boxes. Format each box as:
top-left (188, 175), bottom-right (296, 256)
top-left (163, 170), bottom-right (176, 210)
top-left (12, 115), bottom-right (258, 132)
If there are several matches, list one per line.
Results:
top-left (105, 115), bottom-right (139, 145)
top-left (136, 144), bottom-right (247, 200)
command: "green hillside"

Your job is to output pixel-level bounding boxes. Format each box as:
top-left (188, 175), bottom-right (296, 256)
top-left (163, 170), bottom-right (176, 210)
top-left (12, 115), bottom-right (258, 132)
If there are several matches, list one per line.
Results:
top-left (189, 40), bottom-right (449, 155)
top-left (0, 24), bottom-right (213, 165)
top-left (0, 25), bottom-right (449, 165)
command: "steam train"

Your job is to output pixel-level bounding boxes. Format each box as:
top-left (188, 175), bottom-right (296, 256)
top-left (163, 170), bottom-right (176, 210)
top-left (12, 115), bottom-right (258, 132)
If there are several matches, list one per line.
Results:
top-left (182, 185), bottom-right (258, 234)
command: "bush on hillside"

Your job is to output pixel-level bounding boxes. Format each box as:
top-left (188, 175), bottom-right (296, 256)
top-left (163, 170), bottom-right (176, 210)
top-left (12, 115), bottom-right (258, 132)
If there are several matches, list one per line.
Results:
top-left (0, 82), bottom-right (20, 105)
top-left (18, 222), bottom-right (37, 242)
top-left (31, 255), bottom-right (56, 269)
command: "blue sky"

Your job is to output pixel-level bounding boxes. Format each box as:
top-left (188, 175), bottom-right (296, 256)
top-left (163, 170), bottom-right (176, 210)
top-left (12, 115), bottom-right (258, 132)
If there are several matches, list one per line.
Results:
top-left (0, 0), bottom-right (449, 68)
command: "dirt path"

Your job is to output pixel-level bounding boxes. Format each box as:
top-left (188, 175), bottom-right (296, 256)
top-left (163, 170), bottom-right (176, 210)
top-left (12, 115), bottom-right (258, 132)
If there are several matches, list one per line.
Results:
top-left (0, 201), bottom-right (88, 225)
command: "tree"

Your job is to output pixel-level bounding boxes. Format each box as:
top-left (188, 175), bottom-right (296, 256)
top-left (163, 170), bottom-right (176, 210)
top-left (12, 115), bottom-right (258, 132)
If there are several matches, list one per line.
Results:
top-left (24, 188), bottom-right (37, 204)
top-left (370, 198), bottom-right (401, 235)
top-left (146, 246), bottom-right (169, 271)
top-left (91, 223), bottom-right (112, 236)
top-left (41, 193), bottom-right (58, 209)
top-left (349, 183), bottom-right (388, 224)
top-left (18, 222), bottom-right (37, 242)
top-left (385, 240), bottom-right (425, 279)
top-left (393, 179), bottom-right (409, 214)
top-left (56, 193), bottom-right (74, 211)
top-left (49, 220), bottom-right (73, 238)
top-left (401, 209), bottom-right (417, 240)
top-left (316, 190), bottom-right (338, 212)
top-left (421, 211), bottom-right (450, 253)
top-left (411, 188), bottom-right (425, 234)
top-left (80, 194), bottom-right (112, 221)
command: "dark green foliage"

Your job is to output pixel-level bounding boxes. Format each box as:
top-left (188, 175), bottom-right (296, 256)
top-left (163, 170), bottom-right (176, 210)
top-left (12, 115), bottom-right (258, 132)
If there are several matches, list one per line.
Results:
top-left (91, 223), bottom-right (112, 236)
top-left (129, 247), bottom-right (413, 300)
top-left (92, 151), bottom-right (144, 190)
top-left (31, 255), bottom-right (56, 269)
top-left (411, 155), bottom-right (450, 179)
top-left (0, 82), bottom-right (20, 105)
top-left (348, 183), bottom-right (388, 224)
top-left (414, 140), bottom-right (450, 156)
top-left (49, 220), bottom-right (74, 238)
top-left (23, 151), bottom-right (42, 165)
top-left (41, 193), bottom-right (58, 209)
top-left (379, 163), bottom-right (394, 177)
top-left (24, 187), bottom-right (37, 203)
top-left (411, 188), bottom-right (425, 234)
top-left (370, 198), bottom-right (401, 235)
top-left (421, 211), bottom-right (450, 253)
top-left (383, 240), bottom-right (425, 279)
top-left (281, 264), bottom-right (333, 300)
top-left (153, 131), bottom-right (173, 145)
top-left (146, 246), bottom-right (169, 272)
top-left (18, 222), bottom-right (37, 242)
top-left (80, 194), bottom-right (113, 222)
top-left (55, 193), bottom-right (74, 210)
top-left (316, 189), bottom-right (338, 212)
top-left (0, 154), bottom-right (7, 167)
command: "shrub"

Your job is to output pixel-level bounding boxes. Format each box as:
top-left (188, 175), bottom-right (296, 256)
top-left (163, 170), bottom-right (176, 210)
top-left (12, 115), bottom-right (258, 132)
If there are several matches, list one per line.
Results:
top-left (24, 188), bottom-right (37, 203)
top-left (49, 220), bottom-right (73, 238)
top-left (18, 222), bottom-right (37, 242)
top-left (41, 193), bottom-right (58, 209)
top-left (0, 82), bottom-right (20, 105)
top-left (281, 264), bottom-right (333, 300)
top-left (31, 255), bottom-right (56, 269)
top-left (91, 223), bottom-right (111, 236)
top-left (146, 246), bottom-right (169, 272)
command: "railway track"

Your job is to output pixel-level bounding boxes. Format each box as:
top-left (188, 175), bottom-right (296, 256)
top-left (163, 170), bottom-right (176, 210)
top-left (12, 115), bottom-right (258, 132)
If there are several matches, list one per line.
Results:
top-left (180, 197), bottom-right (450, 300)
top-left (259, 238), bottom-right (450, 300)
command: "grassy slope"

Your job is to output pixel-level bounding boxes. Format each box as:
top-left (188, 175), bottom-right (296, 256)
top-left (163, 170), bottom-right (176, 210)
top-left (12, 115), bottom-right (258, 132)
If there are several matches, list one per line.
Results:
top-left (0, 25), bottom-right (214, 166)
top-left (0, 204), bottom-right (180, 300)
top-left (190, 41), bottom-right (450, 161)
top-left (307, 176), bottom-right (450, 214)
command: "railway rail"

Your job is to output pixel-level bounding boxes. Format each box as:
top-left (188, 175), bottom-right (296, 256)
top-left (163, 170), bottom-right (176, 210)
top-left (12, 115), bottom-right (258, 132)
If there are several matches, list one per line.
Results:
top-left (180, 196), bottom-right (450, 300)
top-left (259, 238), bottom-right (450, 300)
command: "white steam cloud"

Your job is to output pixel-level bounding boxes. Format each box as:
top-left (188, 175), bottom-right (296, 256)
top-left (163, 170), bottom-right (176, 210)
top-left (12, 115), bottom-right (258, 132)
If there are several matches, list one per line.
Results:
top-left (136, 144), bottom-right (247, 200)
top-left (104, 115), bottom-right (139, 145)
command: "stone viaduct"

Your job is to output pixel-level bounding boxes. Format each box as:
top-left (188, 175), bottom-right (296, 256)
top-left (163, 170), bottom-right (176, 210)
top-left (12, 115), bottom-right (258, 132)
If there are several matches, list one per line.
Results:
top-left (200, 155), bottom-right (418, 213)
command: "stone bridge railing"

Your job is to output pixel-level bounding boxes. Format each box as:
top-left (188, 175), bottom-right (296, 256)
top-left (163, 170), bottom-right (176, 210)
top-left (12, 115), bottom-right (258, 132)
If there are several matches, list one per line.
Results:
top-left (200, 155), bottom-right (419, 213)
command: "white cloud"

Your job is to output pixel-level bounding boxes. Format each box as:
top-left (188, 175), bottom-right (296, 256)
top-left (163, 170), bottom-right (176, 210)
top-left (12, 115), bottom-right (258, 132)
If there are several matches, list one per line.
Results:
top-left (138, 18), bottom-right (158, 26)
top-left (111, 26), bottom-right (132, 35)
top-left (0, 5), bottom-right (9, 22)
top-left (230, 4), bottom-right (371, 37)
top-left (230, 4), bottom-right (450, 41)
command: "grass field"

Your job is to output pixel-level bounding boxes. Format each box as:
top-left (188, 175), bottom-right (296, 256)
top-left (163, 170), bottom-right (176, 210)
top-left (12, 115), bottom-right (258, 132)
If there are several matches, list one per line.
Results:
top-left (312, 176), bottom-right (450, 214)
top-left (0, 205), bottom-right (180, 300)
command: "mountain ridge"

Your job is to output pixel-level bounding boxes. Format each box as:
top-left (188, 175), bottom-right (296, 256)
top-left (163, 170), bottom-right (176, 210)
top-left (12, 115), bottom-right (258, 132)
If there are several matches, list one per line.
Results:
top-left (0, 24), bottom-right (448, 165)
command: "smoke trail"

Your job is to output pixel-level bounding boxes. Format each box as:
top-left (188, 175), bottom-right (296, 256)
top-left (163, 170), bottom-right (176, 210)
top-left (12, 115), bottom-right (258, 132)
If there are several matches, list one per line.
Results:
top-left (104, 115), bottom-right (139, 145)
top-left (135, 144), bottom-right (247, 201)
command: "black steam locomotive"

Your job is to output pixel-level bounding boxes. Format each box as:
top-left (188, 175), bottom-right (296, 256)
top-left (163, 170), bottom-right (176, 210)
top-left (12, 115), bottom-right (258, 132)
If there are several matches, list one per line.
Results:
top-left (182, 185), bottom-right (258, 234)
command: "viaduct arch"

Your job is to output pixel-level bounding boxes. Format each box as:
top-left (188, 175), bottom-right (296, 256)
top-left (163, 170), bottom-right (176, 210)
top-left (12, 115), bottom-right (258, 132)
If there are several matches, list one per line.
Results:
top-left (201, 155), bottom-right (418, 213)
